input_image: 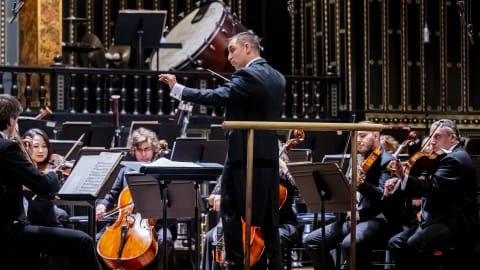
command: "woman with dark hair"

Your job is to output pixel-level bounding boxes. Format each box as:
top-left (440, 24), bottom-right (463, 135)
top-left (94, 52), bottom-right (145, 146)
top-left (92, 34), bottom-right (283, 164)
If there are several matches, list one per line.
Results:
top-left (22, 128), bottom-right (69, 227)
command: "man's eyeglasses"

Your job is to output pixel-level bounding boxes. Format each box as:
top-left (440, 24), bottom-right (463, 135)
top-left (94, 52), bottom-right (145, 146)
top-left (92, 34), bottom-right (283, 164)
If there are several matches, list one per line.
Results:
top-left (135, 146), bottom-right (153, 153)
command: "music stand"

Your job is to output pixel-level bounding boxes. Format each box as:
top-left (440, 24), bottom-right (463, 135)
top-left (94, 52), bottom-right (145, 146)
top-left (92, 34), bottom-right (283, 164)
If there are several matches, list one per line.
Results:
top-left (50, 139), bottom-right (84, 161)
top-left (288, 162), bottom-right (351, 270)
top-left (170, 137), bottom-right (207, 162)
top-left (113, 9), bottom-right (167, 69)
top-left (17, 118), bottom-right (57, 139)
top-left (126, 172), bottom-right (210, 270)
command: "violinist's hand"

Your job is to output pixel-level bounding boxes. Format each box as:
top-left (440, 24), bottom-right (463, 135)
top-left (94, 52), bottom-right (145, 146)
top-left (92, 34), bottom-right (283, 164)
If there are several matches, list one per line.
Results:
top-left (158, 74), bottom-right (177, 90)
top-left (383, 177), bottom-right (399, 197)
top-left (96, 204), bottom-right (106, 221)
top-left (23, 136), bottom-right (33, 148)
top-left (387, 160), bottom-right (405, 179)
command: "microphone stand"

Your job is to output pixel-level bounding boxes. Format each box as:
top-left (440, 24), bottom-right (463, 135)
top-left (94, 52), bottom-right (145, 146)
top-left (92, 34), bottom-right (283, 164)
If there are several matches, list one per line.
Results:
top-left (457, 1), bottom-right (475, 45)
top-left (8, 0), bottom-right (24, 24)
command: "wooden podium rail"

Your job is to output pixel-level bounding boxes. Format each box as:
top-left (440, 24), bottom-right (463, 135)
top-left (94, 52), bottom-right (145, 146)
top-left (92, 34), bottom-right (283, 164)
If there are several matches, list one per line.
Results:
top-left (221, 121), bottom-right (384, 270)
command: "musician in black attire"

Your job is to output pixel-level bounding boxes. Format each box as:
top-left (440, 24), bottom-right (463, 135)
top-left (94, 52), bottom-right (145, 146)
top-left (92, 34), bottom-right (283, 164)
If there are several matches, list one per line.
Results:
top-left (160, 31), bottom-right (285, 269)
top-left (0, 93), bottom-right (102, 270)
top-left (303, 125), bottom-right (397, 270)
top-left (95, 127), bottom-right (174, 270)
top-left (384, 119), bottom-right (480, 270)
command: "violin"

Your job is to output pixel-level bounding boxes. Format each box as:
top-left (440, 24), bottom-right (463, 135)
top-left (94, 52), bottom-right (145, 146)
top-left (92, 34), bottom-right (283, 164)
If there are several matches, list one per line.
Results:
top-left (97, 187), bottom-right (158, 270)
top-left (279, 129), bottom-right (304, 208)
top-left (405, 150), bottom-right (445, 178)
top-left (357, 148), bottom-right (381, 185)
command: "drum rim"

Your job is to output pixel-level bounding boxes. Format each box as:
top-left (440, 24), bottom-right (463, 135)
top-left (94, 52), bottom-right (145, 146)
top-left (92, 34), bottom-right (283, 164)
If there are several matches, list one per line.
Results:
top-left (151, 1), bottom-right (234, 71)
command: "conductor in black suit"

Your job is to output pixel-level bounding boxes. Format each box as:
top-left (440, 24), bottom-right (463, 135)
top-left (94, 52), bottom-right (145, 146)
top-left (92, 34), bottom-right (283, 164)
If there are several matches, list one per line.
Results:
top-left (0, 94), bottom-right (102, 270)
top-left (159, 31), bottom-right (286, 270)
top-left (384, 119), bottom-right (480, 270)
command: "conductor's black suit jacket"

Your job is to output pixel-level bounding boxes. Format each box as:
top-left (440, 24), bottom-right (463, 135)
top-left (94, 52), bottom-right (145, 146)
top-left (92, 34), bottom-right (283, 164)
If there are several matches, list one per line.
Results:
top-left (180, 58), bottom-right (286, 227)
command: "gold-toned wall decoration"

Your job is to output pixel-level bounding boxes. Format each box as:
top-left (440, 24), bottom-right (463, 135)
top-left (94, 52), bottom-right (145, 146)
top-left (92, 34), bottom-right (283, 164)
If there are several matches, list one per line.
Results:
top-left (1, 1), bottom-right (5, 65)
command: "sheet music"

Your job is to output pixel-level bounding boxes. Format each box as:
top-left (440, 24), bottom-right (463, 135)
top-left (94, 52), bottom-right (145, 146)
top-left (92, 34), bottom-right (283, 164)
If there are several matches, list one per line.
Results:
top-left (143, 157), bottom-right (202, 167)
top-left (59, 152), bottom-right (123, 196)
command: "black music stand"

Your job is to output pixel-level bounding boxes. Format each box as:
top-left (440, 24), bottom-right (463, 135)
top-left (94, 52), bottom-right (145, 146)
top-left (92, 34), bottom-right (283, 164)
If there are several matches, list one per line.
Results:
top-left (170, 137), bottom-right (207, 162)
top-left (113, 10), bottom-right (167, 69)
top-left (288, 162), bottom-right (351, 270)
top-left (124, 160), bottom-right (222, 270)
top-left (50, 139), bottom-right (84, 161)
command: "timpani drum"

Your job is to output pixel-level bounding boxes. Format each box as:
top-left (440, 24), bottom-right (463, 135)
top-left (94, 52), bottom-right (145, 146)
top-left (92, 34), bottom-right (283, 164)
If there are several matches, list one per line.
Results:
top-left (149, 1), bottom-right (246, 72)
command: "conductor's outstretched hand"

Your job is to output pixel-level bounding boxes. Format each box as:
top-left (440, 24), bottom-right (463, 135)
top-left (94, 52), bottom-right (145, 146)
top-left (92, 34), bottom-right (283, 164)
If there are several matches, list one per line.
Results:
top-left (159, 74), bottom-right (177, 89)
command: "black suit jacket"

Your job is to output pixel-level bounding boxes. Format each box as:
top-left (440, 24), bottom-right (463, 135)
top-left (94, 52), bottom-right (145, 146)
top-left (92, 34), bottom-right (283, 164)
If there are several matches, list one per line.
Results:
top-left (181, 58), bottom-right (286, 227)
top-left (405, 145), bottom-right (479, 246)
top-left (0, 136), bottom-right (59, 228)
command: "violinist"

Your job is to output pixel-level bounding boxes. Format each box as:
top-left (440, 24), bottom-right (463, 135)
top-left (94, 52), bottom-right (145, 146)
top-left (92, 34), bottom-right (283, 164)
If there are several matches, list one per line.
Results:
top-left (384, 119), bottom-right (480, 270)
top-left (0, 94), bottom-right (102, 270)
top-left (95, 127), bottom-right (174, 270)
top-left (303, 122), bottom-right (399, 270)
top-left (22, 128), bottom-right (69, 226)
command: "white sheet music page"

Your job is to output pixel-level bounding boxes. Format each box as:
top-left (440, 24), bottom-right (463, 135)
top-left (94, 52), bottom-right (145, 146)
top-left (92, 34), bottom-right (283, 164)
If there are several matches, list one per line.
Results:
top-left (59, 152), bottom-right (123, 196)
top-left (142, 157), bottom-right (201, 167)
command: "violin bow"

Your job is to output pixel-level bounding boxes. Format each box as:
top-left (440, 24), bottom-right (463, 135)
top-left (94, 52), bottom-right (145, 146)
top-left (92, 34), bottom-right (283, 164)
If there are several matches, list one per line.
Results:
top-left (63, 133), bottom-right (85, 162)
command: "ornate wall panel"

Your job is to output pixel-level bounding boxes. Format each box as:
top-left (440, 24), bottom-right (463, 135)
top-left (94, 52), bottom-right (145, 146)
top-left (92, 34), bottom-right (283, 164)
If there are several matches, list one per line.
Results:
top-left (364, 0), bottom-right (478, 127)
top-left (289, 0), bottom-right (350, 119)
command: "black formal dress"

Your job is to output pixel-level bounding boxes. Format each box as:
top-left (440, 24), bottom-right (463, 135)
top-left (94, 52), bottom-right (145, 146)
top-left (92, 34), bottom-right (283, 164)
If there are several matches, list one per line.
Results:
top-left (180, 58), bottom-right (286, 269)
top-left (0, 134), bottom-right (102, 270)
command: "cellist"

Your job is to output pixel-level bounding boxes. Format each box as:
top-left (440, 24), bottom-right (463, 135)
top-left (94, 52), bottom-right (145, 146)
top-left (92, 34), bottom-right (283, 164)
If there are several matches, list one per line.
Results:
top-left (384, 119), bottom-right (479, 270)
top-left (95, 127), bottom-right (174, 270)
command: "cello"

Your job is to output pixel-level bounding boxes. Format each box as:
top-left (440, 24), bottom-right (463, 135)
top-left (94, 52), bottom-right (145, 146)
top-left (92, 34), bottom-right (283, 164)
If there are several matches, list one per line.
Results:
top-left (97, 187), bottom-right (158, 270)
top-left (215, 130), bottom-right (305, 267)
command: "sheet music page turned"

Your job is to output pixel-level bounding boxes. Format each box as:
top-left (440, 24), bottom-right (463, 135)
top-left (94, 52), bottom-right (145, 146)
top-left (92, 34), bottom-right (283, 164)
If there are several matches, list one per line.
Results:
top-left (59, 152), bottom-right (123, 197)
top-left (142, 157), bottom-right (202, 167)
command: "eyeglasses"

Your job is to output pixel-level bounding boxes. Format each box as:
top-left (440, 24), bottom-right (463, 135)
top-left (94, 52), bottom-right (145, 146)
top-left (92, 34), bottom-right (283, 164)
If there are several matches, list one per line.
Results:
top-left (135, 146), bottom-right (153, 153)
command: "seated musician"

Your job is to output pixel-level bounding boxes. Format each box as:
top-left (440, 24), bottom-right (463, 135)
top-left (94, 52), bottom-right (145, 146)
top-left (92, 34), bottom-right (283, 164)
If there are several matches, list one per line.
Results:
top-left (302, 122), bottom-right (402, 270)
top-left (22, 127), bottom-right (69, 226)
top-left (202, 150), bottom-right (301, 270)
top-left (95, 127), bottom-right (174, 270)
top-left (384, 119), bottom-right (480, 270)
